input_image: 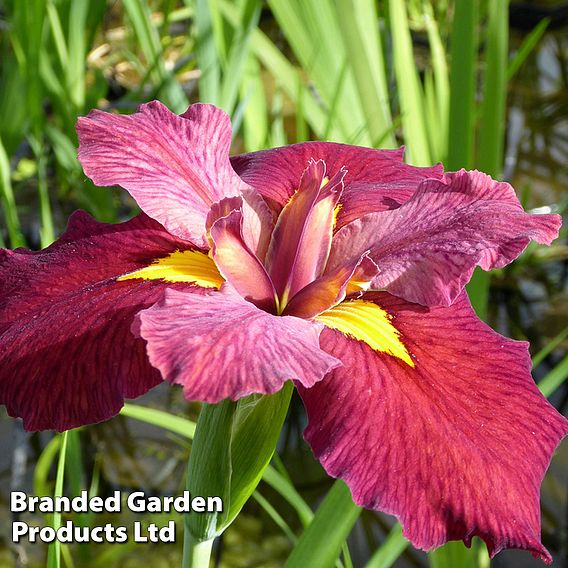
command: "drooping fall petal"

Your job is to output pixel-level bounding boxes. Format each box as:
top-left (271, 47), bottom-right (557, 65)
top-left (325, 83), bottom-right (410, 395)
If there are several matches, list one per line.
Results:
top-left (265, 161), bottom-right (345, 308)
top-left (135, 288), bottom-right (341, 403)
top-left (231, 141), bottom-right (443, 227)
top-left (77, 102), bottom-right (250, 247)
top-left (298, 291), bottom-right (568, 561)
top-left (0, 212), bottom-right (211, 431)
top-left (329, 170), bottom-right (562, 307)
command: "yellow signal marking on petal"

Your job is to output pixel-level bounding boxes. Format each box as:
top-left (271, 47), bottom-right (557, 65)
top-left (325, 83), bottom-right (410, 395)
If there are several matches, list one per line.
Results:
top-left (332, 204), bottom-right (342, 229)
top-left (316, 300), bottom-right (414, 367)
top-left (118, 250), bottom-right (224, 288)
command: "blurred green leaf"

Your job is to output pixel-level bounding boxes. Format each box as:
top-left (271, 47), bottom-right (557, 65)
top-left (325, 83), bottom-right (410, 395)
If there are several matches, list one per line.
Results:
top-left (285, 481), bottom-right (361, 568)
top-left (364, 523), bottom-right (408, 568)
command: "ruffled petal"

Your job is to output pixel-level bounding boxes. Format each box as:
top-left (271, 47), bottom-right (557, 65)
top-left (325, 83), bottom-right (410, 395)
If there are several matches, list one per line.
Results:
top-left (329, 170), bottom-right (561, 307)
top-left (77, 102), bottom-right (250, 247)
top-left (231, 142), bottom-right (442, 226)
top-left (135, 288), bottom-right (341, 402)
top-left (0, 212), bottom-right (203, 431)
top-left (298, 291), bottom-right (568, 561)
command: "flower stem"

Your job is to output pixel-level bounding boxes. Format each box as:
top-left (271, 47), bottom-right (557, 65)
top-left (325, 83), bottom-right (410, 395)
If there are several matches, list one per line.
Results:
top-left (182, 533), bottom-right (214, 568)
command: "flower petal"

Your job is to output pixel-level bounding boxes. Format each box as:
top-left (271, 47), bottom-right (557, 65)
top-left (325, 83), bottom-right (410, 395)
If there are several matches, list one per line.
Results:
top-left (329, 170), bottom-right (562, 306)
top-left (135, 288), bottom-right (341, 402)
top-left (298, 291), bottom-right (568, 561)
top-left (283, 254), bottom-right (373, 319)
top-left (265, 160), bottom-right (345, 308)
top-left (209, 207), bottom-right (277, 312)
top-left (0, 211), bottom-right (202, 431)
top-left (77, 102), bottom-right (249, 247)
top-left (231, 142), bottom-right (442, 226)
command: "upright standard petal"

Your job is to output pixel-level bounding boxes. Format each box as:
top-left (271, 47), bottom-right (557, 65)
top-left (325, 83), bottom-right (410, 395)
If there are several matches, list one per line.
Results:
top-left (329, 170), bottom-right (561, 306)
top-left (0, 212), bottom-right (211, 431)
top-left (209, 207), bottom-right (277, 312)
top-left (77, 102), bottom-right (250, 247)
top-left (231, 141), bottom-right (443, 226)
top-left (135, 288), bottom-right (341, 403)
top-left (265, 161), bottom-right (345, 309)
top-left (299, 292), bottom-right (568, 561)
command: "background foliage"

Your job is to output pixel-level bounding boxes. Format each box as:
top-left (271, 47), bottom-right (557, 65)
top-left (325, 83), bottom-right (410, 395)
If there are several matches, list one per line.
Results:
top-left (0, 0), bottom-right (567, 566)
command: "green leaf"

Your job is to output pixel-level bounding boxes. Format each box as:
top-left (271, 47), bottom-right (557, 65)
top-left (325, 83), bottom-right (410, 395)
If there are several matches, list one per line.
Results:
top-left (185, 399), bottom-right (235, 542)
top-left (219, 0), bottom-right (262, 117)
top-left (285, 480), bottom-right (361, 568)
top-left (428, 539), bottom-right (486, 568)
top-left (446, 0), bottom-right (479, 169)
top-left (0, 135), bottom-right (25, 248)
top-left (184, 383), bottom-right (293, 542)
top-left (364, 523), bottom-right (408, 568)
top-left (466, 268), bottom-right (490, 321)
top-left (538, 354), bottom-right (568, 398)
top-left (532, 324), bottom-right (568, 368)
top-left (388, 0), bottom-right (431, 165)
top-left (226, 382), bottom-right (293, 527)
top-left (508, 18), bottom-right (549, 80)
top-left (46, 431), bottom-right (69, 568)
top-left (477, 0), bottom-right (509, 178)
top-left (120, 403), bottom-right (196, 438)
top-left (190, 0), bottom-right (221, 104)
top-left (336, 0), bottom-right (395, 148)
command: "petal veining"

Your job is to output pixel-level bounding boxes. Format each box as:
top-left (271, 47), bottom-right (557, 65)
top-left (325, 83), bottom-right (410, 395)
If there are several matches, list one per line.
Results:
top-left (315, 299), bottom-right (414, 367)
top-left (118, 249), bottom-right (224, 287)
top-left (135, 288), bottom-right (341, 402)
top-left (77, 102), bottom-right (250, 247)
top-left (0, 211), bottom-right (203, 431)
top-left (299, 291), bottom-right (568, 561)
top-left (265, 160), bottom-right (345, 310)
top-left (329, 169), bottom-right (561, 307)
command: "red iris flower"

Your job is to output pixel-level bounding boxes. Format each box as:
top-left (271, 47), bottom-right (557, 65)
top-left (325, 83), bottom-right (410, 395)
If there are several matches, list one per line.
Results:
top-left (1, 102), bottom-right (566, 562)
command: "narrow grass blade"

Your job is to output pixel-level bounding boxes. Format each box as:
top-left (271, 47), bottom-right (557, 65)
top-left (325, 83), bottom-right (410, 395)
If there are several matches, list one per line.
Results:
top-left (285, 480), bottom-right (361, 568)
top-left (388, 0), bottom-right (431, 165)
top-left (46, 431), bottom-right (69, 568)
top-left (120, 403), bottom-right (196, 438)
top-left (241, 54), bottom-right (268, 151)
top-left (508, 18), bottom-right (549, 80)
top-left (0, 136), bottom-right (25, 247)
top-left (446, 0), bottom-right (479, 169)
top-left (219, 0), bottom-right (262, 116)
top-left (191, 0), bottom-right (221, 104)
top-left (532, 325), bottom-right (568, 368)
top-left (262, 465), bottom-right (313, 527)
top-left (217, 0), bottom-right (335, 139)
top-left (336, 0), bottom-right (395, 148)
top-left (538, 355), bottom-right (568, 398)
top-left (364, 523), bottom-right (408, 568)
top-left (253, 489), bottom-right (297, 542)
top-left (423, 0), bottom-right (449, 161)
top-left (477, 0), bottom-right (509, 178)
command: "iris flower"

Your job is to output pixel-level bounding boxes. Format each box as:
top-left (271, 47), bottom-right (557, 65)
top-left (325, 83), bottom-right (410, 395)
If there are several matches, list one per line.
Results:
top-left (1, 102), bottom-right (566, 562)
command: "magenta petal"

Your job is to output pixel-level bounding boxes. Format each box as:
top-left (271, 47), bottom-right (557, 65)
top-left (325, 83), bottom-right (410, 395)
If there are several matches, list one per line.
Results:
top-left (135, 288), bottom-right (341, 402)
top-left (0, 212), bottom-right (202, 431)
top-left (299, 292), bottom-right (568, 561)
top-left (283, 253), bottom-right (372, 319)
top-left (77, 102), bottom-right (250, 247)
top-left (209, 207), bottom-right (277, 312)
top-left (265, 161), bottom-right (345, 304)
top-left (329, 169), bottom-right (562, 307)
top-left (231, 142), bottom-right (442, 224)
